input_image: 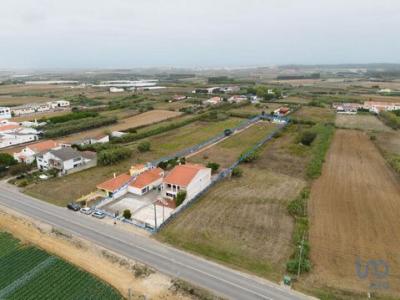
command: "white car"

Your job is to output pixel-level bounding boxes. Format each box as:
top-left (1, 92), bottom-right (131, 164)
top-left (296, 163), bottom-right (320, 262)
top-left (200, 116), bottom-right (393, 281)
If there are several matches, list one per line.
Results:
top-left (80, 207), bottom-right (93, 215)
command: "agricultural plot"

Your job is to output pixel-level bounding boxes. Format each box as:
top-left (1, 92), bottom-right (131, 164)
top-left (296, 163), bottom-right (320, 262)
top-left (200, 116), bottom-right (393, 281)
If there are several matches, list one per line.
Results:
top-left (229, 103), bottom-right (282, 115)
top-left (335, 114), bottom-right (391, 132)
top-left (188, 121), bottom-right (277, 168)
top-left (292, 106), bottom-right (335, 123)
top-left (308, 130), bottom-right (400, 297)
top-left (0, 232), bottom-right (121, 300)
top-left (158, 124), bottom-right (314, 281)
top-left (59, 110), bottom-right (182, 143)
top-left (136, 117), bottom-right (244, 159)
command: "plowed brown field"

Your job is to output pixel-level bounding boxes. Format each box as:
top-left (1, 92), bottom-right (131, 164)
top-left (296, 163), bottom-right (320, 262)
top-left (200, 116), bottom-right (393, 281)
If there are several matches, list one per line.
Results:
top-left (308, 130), bottom-right (400, 296)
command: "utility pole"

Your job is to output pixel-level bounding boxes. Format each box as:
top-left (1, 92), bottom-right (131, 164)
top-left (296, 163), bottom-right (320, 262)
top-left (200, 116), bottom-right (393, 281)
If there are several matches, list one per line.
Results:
top-left (153, 204), bottom-right (158, 230)
top-left (297, 234), bottom-right (305, 278)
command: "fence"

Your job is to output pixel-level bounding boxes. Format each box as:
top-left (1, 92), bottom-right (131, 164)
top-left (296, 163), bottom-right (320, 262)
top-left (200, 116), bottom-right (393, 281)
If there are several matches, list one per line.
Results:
top-left (155, 119), bottom-right (289, 233)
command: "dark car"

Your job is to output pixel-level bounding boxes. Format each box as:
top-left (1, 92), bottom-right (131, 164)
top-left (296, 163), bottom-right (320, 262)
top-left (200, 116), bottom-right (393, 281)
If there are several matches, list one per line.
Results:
top-left (67, 202), bottom-right (80, 211)
top-left (224, 129), bottom-right (233, 136)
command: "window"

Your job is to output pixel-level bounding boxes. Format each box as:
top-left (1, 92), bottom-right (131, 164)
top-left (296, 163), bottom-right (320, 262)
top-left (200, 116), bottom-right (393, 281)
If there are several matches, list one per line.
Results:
top-left (73, 157), bottom-right (81, 162)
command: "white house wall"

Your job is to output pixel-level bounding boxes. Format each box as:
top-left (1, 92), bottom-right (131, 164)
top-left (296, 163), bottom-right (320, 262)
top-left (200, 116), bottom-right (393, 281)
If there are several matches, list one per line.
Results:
top-left (186, 168), bottom-right (211, 200)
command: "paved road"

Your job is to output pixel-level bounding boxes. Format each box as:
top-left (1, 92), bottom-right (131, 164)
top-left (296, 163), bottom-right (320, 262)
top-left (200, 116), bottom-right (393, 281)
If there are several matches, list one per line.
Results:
top-left (0, 185), bottom-right (314, 300)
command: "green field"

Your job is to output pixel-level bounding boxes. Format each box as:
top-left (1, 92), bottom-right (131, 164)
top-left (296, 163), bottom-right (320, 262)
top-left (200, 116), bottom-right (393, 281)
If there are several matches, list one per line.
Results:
top-left (0, 232), bottom-right (122, 300)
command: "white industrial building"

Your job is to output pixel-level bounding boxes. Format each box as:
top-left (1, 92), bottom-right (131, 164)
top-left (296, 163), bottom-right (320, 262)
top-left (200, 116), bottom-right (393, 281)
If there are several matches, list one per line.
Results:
top-left (0, 107), bottom-right (12, 119)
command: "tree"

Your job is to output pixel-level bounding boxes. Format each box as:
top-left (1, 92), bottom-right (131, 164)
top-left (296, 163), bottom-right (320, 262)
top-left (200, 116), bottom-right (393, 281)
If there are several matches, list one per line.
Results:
top-left (137, 141), bottom-right (151, 152)
top-left (98, 147), bottom-right (132, 165)
top-left (206, 162), bottom-right (220, 173)
top-left (123, 209), bottom-right (132, 219)
top-left (300, 131), bottom-right (317, 146)
top-left (176, 190), bottom-right (187, 206)
top-left (0, 153), bottom-right (17, 167)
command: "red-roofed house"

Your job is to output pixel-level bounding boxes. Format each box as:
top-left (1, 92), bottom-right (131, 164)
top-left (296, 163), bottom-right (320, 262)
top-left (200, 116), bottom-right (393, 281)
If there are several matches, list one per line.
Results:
top-left (97, 173), bottom-right (131, 198)
top-left (13, 140), bottom-right (64, 163)
top-left (163, 163), bottom-right (211, 201)
top-left (128, 168), bottom-right (164, 195)
top-left (97, 167), bottom-right (164, 198)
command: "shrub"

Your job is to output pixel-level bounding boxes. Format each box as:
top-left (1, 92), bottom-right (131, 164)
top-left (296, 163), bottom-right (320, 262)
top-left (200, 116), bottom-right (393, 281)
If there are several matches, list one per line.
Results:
top-left (299, 131), bottom-right (317, 146)
top-left (157, 161), bottom-right (168, 170)
top-left (17, 179), bottom-right (29, 188)
top-left (9, 163), bottom-right (32, 176)
top-left (137, 141), bottom-right (151, 152)
top-left (206, 162), bottom-right (220, 173)
top-left (0, 153), bottom-right (17, 167)
top-left (306, 124), bottom-right (334, 179)
top-left (286, 258), bottom-right (311, 274)
top-left (239, 151), bottom-right (259, 163)
top-left (176, 190), bottom-right (187, 206)
top-left (231, 167), bottom-right (243, 177)
top-left (123, 209), bottom-right (132, 219)
top-left (98, 147), bottom-right (132, 166)
top-left (287, 188), bottom-right (309, 218)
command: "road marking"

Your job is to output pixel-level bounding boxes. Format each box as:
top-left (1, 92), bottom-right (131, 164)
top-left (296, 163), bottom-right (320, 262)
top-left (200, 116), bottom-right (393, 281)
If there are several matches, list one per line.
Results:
top-left (0, 190), bottom-right (308, 300)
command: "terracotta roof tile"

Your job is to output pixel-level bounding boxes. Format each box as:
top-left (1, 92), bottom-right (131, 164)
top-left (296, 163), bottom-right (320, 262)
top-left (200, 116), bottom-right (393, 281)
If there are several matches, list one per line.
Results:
top-left (130, 168), bottom-right (163, 189)
top-left (163, 164), bottom-right (206, 187)
top-left (97, 173), bottom-right (131, 192)
top-left (29, 140), bottom-right (59, 153)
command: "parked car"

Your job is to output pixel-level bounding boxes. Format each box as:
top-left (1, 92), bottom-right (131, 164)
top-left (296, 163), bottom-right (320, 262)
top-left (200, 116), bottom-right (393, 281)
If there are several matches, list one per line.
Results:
top-left (80, 207), bottom-right (93, 215)
top-left (92, 211), bottom-right (106, 219)
top-left (67, 203), bottom-right (80, 211)
top-left (224, 129), bottom-right (233, 136)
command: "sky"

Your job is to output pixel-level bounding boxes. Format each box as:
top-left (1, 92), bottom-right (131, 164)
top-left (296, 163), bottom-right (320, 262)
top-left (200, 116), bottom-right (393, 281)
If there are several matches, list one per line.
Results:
top-left (0, 0), bottom-right (399, 69)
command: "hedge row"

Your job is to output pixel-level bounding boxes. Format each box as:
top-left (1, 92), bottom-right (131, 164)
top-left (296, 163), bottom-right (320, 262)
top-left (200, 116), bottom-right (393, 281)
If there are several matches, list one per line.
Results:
top-left (44, 116), bottom-right (117, 138)
top-left (379, 111), bottom-right (400, 130)
top-left (40, 111), bottom-right (98, 124)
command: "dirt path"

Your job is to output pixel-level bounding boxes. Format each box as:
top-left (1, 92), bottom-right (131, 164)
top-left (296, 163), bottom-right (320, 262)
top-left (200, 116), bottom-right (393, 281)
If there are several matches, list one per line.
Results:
top-left (0, 206), bottom-right (192, 300)
top-left (308, 130), bottom-right (400, 297)
top-left (185, 120), bottom-right (262, 159)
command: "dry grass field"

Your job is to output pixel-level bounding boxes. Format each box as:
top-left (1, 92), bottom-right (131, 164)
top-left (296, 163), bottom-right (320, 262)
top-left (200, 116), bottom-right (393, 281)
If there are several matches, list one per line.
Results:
top-left (307, 130), bottom-right (400, 298)
top-left (292, 106), bottom-right (335, 123)
top-left (58, 110), bottom-right (182, 143)
top-left (360, 94), bottom-right (400, 103)
top-left (188, 121), bottom-right (276, 168)
top-left (335, 114), bottom-right (392, 132)
top-left (229, 103), bottom-right (282, 115)
top-left (158, 165), bottom-right (305, 281)
top-left (158, 124), bottom-right (313, 281)
top-left (0, 96), bottom-right (55, 106)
